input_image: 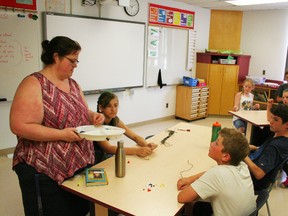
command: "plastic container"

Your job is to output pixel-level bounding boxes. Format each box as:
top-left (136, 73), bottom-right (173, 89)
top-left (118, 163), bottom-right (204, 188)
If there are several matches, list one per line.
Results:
top-left (183, 76), bottom-right (198, 87)
top-left (211, 122), bottom-right (221, 142)
top-left (115, 140), bottom-right (126, 178)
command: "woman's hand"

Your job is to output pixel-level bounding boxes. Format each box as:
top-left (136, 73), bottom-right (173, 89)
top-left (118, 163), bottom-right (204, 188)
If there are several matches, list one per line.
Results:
top-left (91, 112), bottom-right (105, 125)
top-left (62, 128), bottom-right (83, 142)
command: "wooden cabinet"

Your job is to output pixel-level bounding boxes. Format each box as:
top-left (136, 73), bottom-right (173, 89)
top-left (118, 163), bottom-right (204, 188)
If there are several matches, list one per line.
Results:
top-left (196, 63), bottom-right (239, 115)
top-left (175, 85), bottom-right (209, 121)
top-left (197, 52), bottom-right (251, 83)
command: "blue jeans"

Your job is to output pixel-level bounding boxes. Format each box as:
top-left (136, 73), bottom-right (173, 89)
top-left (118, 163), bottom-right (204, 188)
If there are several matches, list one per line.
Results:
top-left (233, 119), bottom-right (247, 133)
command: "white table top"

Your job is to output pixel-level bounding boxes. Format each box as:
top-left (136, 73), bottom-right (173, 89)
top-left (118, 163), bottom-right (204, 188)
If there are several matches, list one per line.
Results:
top-left (228, 110), bottom-right (269, 126)
top-left (61, 122), bottom-right (216, 216)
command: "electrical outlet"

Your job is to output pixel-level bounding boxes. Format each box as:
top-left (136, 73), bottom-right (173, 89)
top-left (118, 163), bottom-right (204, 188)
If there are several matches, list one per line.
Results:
top-left (166, 103), bottom-right (169, 108)
top-left (262, 70), bottom-right (266, 75)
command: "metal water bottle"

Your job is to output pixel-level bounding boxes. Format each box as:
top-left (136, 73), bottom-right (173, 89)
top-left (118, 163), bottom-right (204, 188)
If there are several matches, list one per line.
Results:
top-left (115, 140), bottom-right (126, 178)
top-left (211, 122), bottom-right (221, 142)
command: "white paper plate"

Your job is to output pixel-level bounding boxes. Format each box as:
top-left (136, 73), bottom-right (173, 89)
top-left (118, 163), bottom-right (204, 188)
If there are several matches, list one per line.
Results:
top-left (76, 125), bottom-right (125, 141)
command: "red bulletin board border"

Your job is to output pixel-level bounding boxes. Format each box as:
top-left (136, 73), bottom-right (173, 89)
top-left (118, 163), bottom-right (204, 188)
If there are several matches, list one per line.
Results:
top-left (149, 3), bottom-right (195, 29)
top-left (0, 0), bottom-right (37, 11)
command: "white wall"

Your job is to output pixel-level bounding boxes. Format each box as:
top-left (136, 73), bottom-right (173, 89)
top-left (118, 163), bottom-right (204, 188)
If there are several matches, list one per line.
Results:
top-left (241, 9), bottom-right (288, 80)
top-left (0, 0), bottom-right (210, 150)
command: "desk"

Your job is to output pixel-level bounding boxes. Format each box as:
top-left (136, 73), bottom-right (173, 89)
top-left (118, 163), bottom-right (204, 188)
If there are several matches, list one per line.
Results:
top-left (228, 110), bottom-right (270, 144)
top-left (61, 122), bottom-right (215, 216)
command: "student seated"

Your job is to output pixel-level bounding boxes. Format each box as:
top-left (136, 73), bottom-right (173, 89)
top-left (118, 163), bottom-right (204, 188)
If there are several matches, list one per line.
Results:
top-left (232, 78), bottom-right (260, 134)
top-left (177, 128), bottom-right (256, 216)
top-left (94, 91), bottom-right (158, 163)
top-left (244, 103), bottom-right (288, 190)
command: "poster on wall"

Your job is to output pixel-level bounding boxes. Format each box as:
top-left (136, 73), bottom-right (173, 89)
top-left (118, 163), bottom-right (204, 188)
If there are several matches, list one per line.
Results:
top-left (149, 3), bottom-right (195, 29)
top-left (0, 0), bottom-right (37, 11)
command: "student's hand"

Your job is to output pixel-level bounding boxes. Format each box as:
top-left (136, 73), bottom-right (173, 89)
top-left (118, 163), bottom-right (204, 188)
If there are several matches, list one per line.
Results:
top-left (91, 112), bottom-right (105, 125)
top-left (267, 99), bottom-right (274, 109)
top-left (146, 142), bottom-right (158, 150)
top-left (177, 177), bottom-right (190, 190)
top-left (249, 144), bottom-right (259, 151)
top-left (254, 103), bottom-right (260, 110)
top-left (136, 146), bottom-right (153, 157)
top-left (233, 106), bottom-right (238, 111)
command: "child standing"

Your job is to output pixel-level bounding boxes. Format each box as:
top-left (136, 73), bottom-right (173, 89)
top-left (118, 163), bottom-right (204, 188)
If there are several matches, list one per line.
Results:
top-left (233, 78), bottom-right (260, 133)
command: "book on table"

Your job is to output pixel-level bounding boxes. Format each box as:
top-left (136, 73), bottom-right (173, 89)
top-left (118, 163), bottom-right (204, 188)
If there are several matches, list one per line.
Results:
top-left (85, 167), bottom-right (108, 186)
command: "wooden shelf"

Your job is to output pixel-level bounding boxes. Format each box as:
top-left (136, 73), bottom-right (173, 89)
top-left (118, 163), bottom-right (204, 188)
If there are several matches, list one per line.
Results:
top-left (175, 85), bottom-right (209, 121)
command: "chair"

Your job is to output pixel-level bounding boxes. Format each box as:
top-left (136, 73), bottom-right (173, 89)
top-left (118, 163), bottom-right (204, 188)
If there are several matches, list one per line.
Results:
top-left (248, 190), bottom-right (269, 216)
top-left (260, 157), bottom-right (288, 216)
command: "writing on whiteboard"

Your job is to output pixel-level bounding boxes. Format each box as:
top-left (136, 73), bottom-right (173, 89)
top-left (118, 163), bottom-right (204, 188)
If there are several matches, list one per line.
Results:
top-left (0, 32), bottom-right (34, 66)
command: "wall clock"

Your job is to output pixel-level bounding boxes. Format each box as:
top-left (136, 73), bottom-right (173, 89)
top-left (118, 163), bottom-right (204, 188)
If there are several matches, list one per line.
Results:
top-left (124, 0), bottom-right (139, 17)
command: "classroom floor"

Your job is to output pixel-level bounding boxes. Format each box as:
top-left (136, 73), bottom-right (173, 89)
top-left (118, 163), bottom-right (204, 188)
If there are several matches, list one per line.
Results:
top-left (0, 115), bottom-right (287, 216)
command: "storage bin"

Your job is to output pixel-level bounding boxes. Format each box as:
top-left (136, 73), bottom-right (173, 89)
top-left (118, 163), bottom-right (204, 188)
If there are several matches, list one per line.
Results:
top-left (183, 76), bottom-right (198, 87)
top-left (219, 59), bottom-right (236, 64)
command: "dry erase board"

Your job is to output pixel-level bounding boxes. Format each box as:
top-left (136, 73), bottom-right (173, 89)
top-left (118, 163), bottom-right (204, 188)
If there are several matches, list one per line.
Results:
top-left (44, 13), bottom-right (145, 93)
top-left (0, 11), bottom-right (40, 101)
top-left (146, 26), bottom-right (192, 87)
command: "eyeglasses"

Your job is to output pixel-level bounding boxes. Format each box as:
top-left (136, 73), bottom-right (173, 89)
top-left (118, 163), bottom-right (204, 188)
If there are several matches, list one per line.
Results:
top-left (64, 56), bottom-right (79, 65)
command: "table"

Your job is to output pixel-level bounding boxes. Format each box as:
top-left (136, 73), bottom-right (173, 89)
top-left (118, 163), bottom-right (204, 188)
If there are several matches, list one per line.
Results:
top-left (228, 110), bottom-right (270, 144)
top-left (61, 122), bottom-right (216, 216)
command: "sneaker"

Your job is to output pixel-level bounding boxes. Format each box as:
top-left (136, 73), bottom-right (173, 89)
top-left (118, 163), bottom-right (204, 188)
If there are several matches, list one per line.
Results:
top-left (279, 177), bottom-right (288, 188)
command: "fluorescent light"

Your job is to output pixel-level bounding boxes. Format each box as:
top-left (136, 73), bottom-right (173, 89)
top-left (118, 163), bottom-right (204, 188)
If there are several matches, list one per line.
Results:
top-left (226, 0), bottom-right (288, 6)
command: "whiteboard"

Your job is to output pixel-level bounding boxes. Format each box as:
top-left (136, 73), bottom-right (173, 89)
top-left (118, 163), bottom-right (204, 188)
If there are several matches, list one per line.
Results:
top-left (0, 11), bottom-right (40, 101)
top-left (44, 13), bottom-right (145, 93)
top-left (146, 26), bottom-right (191, 87)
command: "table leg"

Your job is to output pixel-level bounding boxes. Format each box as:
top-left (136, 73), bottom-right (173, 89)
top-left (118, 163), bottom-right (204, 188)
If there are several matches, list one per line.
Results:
top-left (95, 203), bottom-right (108, 216)
top-left (246, 123), bottom-right (252, 144)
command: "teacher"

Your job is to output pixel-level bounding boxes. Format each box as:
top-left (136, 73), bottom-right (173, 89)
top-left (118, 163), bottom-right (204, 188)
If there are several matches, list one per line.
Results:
top-left (10, 36), bottom-right (104, 216)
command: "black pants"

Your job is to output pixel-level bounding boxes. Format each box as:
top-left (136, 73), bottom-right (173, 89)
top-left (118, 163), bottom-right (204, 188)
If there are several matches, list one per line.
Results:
top-left (192, 201), bottom-right (213, 216)
top-left (14, 163), bottom-right (89, 216)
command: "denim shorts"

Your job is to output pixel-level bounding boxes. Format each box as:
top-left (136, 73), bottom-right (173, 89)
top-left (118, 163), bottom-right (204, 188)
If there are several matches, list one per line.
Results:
top-left (233, 119), bottom-right (247, 130)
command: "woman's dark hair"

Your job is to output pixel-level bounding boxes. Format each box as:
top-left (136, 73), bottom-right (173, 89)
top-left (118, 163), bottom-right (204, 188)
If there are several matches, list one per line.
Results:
top-left (41, 36), bottom-right (81, 65)
top-left (97, 91), bottom-right (118, 112)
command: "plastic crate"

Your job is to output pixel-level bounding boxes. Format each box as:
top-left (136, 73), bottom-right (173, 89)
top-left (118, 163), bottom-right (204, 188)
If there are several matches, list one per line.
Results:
top-left (183, 76), bottom-right (198, 87)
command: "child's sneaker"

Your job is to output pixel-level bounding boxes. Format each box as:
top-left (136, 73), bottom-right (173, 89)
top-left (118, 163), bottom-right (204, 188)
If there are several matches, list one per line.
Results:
top-left (279, 177), bottom-right (288, 188)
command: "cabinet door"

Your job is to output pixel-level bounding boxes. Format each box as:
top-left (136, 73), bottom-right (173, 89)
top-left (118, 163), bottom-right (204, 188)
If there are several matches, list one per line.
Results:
top-left (196, 63), bottom-right (210, 81)
top-left (219, 65), bottom-right (239, 115)
top-left (207, 64), bottom-right (223, 115)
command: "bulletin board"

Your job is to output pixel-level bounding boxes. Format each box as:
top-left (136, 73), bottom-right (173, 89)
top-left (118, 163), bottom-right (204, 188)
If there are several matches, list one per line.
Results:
top-left (146, 26), bottom-right (193, 87)
top-left (44, 13), bottom-right (145, 94)
top-left (0, 10), bottom-right (40, 101)
top-left (0, 0), bottom-right (37, 11)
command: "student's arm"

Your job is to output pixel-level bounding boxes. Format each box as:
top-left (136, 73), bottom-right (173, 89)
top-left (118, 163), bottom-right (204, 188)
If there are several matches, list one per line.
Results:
top-left (97, 140), bottom-right (154, 157)
top-left (233, 92), bottom-right (241, 111)
top-left (117, 119), bottom-right (157, 149)
top-left (252, 94), bottom-right (260, 110)
top-left (266, 99), bottom-right (273, 121)
top-left (244, 156), bottom-right (266, 180)
top-left (177, 172), bottom-right (205, 203)
top-left (177, 185), bottom-right (199, 203)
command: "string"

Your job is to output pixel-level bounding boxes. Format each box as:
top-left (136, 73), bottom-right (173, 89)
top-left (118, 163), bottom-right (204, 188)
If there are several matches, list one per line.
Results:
top-left (160, 130), bottom-right (175, 146)
top-left (180, 160), bottom-right (194, 178)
